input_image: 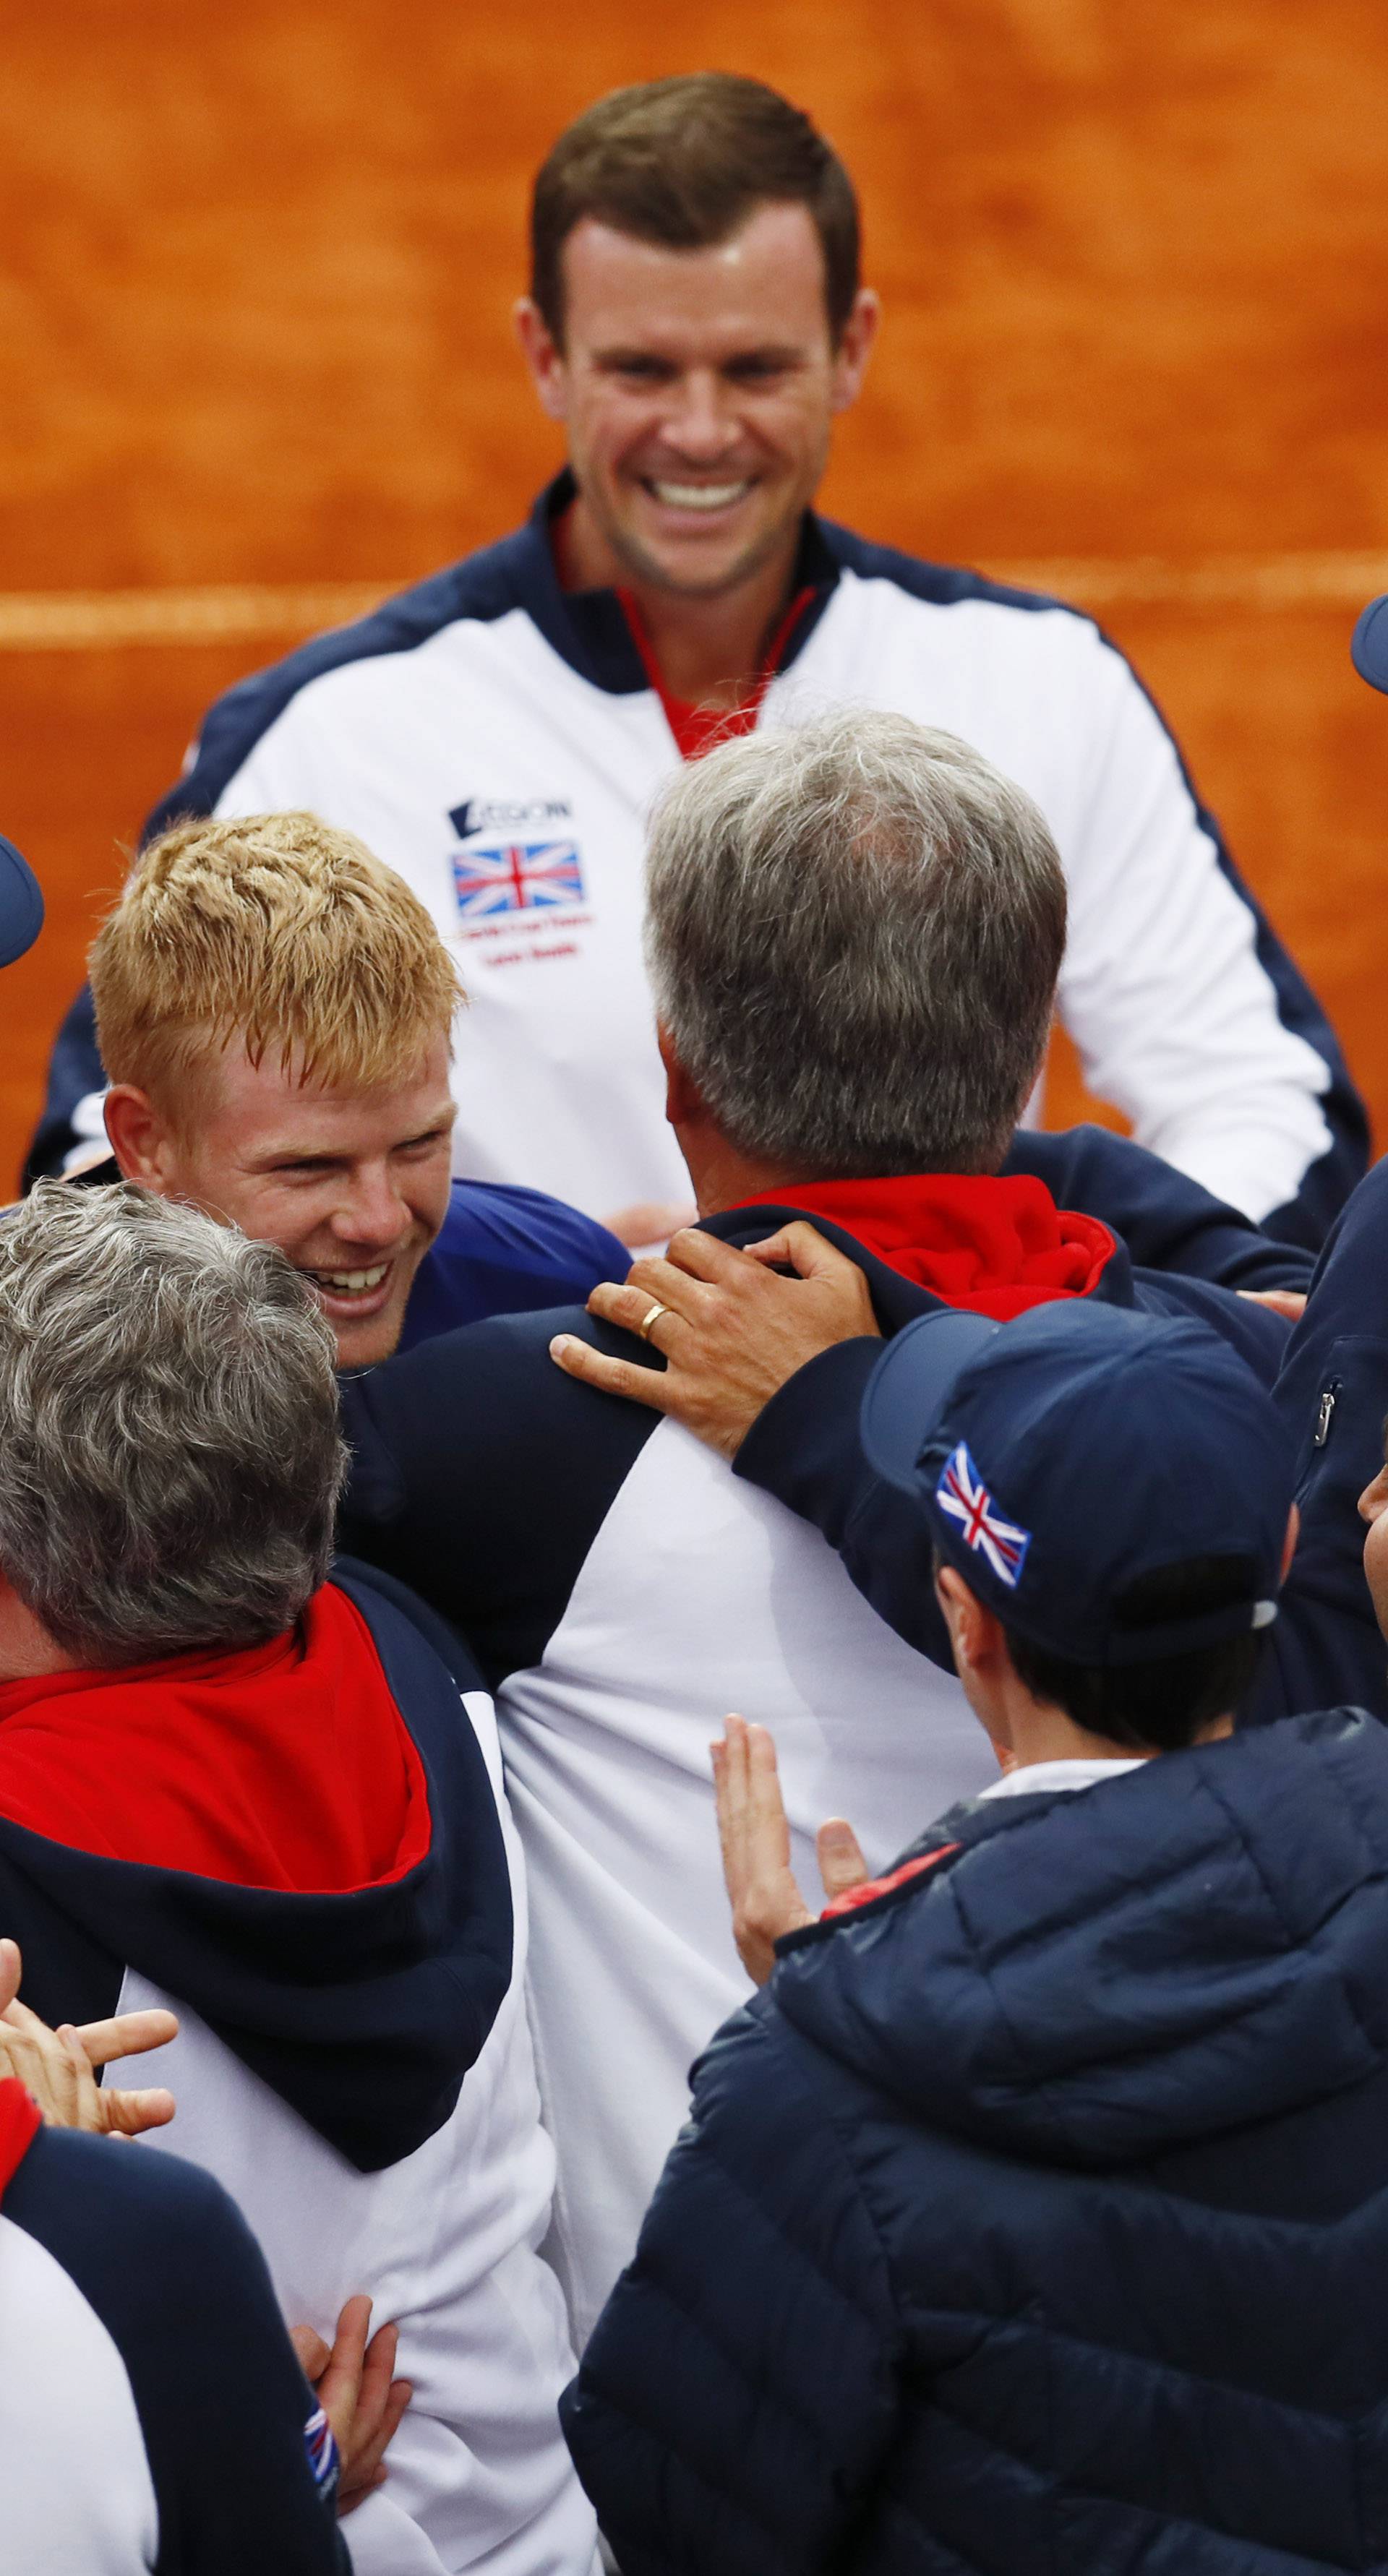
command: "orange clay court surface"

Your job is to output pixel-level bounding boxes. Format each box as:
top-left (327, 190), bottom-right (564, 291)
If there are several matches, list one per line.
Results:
top-left (3, 1), bottom-right (1388, 1190)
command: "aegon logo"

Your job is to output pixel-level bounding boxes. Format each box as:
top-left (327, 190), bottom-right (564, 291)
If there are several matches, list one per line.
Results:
top-left (449, 797), bottom-right (573, 838)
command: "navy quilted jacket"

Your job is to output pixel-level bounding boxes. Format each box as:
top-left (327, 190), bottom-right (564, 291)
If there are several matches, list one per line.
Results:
top-left (563, 1712), bottom-right (1388, 2574)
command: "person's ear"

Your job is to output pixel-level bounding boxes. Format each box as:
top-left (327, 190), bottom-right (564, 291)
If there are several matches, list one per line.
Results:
top-left (655, 1024), bottom-right (708, 1133)
top-left (934, 1563), bottom-right (999, 1677)
top-left (104, 1085), bottom-right (174, 1186)
top-left (1280, 1500), bottom-right (1301, 1584)
top-left (830, 288), bottom-right (881, 413)
top-left (514, 297), bottom-right (570, 422)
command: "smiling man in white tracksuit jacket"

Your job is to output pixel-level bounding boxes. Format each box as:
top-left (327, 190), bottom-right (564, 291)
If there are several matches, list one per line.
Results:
top-left (31, 76), bottom-right (1363, 1247)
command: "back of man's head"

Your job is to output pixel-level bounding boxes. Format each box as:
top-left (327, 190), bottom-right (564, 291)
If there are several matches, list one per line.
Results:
top-left (90, 812), bottom-right (462, 1118)
top-left (531, 74), bottom-right (860, 349)
top-left (644, 708), bottom-right (1067, 1180)
top-left (0, 1182), bottom-right (345, 1667)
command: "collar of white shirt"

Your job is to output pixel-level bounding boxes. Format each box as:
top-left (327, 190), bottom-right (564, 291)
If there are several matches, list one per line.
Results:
top-left (978, 1755), bottom-right (1149, 1801)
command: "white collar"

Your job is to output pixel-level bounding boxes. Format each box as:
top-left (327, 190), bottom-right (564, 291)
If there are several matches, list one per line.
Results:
top-left (978, 1755), bottom-right (1149, 1801)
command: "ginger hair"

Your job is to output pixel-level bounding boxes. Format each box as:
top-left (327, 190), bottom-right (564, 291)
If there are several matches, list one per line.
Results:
top-left (90, 812), bottom-right (463, 1110)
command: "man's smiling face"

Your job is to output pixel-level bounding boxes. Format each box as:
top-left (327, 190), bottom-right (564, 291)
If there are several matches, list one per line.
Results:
top-left (116, 1034), bottom-right (456, 1369)
top-left (520, 202), bottom-right (877, 600)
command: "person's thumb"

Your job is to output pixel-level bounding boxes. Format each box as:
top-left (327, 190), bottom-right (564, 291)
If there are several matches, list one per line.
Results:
top-left (817, 1817), bottom-right (870, 1901)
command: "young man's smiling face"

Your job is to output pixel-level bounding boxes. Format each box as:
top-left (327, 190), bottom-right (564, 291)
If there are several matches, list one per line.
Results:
top-left (106, 1034), bottom-right (456, 1369)
top-left (518, 201), bottom-right (878, 600)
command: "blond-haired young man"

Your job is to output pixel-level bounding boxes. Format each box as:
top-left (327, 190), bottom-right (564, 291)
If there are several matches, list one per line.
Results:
top-left (85, 812), bottom-right (623, 1370)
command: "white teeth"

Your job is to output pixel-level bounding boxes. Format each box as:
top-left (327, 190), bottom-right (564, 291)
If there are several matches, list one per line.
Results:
top-left (651, 480), bottom-right (750, 511)
top-left (309, 1263), bottom-right (389, 1294)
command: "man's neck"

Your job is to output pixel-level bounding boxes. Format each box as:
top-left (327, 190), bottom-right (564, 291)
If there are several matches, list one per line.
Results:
top-left (556, 492), bottom-right (802, 710)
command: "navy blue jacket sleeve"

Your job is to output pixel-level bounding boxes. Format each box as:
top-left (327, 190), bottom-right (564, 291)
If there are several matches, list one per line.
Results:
top-left (1248, 1158), bottom-right (1388, 1726)
top-left (4, 2126), bottom-right (349, 2572)
top-left (397, 1182), bottom-right (627, 1351)
top-left (1003, 1124), bottom-right (1316, 1292)
top-left (562, 1999), bottom-right (907, 2576)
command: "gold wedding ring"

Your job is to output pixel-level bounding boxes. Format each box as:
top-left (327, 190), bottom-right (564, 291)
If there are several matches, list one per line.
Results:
top-left (637, 1300), bottom-right (669, 1342)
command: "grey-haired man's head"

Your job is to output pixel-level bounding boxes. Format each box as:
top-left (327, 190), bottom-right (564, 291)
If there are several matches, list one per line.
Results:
top-left (643, 707), bottom-right (1067, 1185)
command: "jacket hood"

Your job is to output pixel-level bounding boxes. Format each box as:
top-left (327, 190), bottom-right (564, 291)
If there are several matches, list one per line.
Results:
top-left (771, 1712), bottom-right (1388, 2166)
top-left (744, 1172), bottom-right (1118, 1318)
top-left (0, 1565), bottom-right (512, 2171)
top-left (714, 1172), bottom-right (1130, 1330)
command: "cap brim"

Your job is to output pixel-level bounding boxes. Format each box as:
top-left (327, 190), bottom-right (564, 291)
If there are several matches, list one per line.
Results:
top-left (860, 1307), bottom-right (1001, 1491)
top-left (1351, 594), bottom-right (1388, 695)
top-left (0, 835), bottom-right (43, 968)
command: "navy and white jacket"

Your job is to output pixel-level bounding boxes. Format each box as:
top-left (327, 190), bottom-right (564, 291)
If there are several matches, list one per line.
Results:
top-left (30, 474), bottom-right (1363, 1242)
top-left (337, 1128), bottom-right (1308, 2351)
top-left (0, 2091), bottom-right (348, 2573)
top-left (0, 1562), bottom-right (599, 2576)
top-left (733, 1145), bottom-right (1388, 1733)
top-left (563, 1712), bottom-right (1388, 2575)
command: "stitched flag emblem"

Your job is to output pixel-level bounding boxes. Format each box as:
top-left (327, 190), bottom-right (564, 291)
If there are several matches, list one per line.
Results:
top-left (303, 2403), bottom-right (340, 2501)
top-left (451, 839), bottom-right (586, 919)
top-left (935, 1441), bottom-right (1032, 1589)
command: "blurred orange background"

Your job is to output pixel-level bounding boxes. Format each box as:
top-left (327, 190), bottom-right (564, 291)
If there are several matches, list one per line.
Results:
top-left (4, 1), bottom-right (1388, 1190)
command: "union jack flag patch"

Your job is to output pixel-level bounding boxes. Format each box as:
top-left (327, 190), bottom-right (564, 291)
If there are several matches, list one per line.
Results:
top-left (935, 1441), bottom-right (1032, 1589)
top-left (451, 838), bottom-right (586, 919)
top-left (303, 2403), bottom-right (340, 2499)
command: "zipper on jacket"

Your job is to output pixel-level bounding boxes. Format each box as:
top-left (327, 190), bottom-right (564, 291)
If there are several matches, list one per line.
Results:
top-left (1313, 1379), bottom-right (1341, 1448)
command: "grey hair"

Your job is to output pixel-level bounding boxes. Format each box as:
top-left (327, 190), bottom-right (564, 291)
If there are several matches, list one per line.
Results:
top-left (0, 1182), bottom-right (346, 1666)
top-left (644, 708), bottom-right (1068, 1176)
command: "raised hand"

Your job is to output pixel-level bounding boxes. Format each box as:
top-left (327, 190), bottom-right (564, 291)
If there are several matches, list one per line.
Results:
top-left (0, 1936), bottom-right (178, 2136)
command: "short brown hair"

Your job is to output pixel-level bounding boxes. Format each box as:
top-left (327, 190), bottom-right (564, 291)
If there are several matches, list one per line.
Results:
top-left (531, 75), bottom-right (860, 348)
top-left (90, 811), bottom-right (463, 1109)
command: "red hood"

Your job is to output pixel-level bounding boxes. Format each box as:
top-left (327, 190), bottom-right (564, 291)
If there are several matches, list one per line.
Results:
top-left (740, 1172), bottom-right (1117, 1320)
top-left (0, 2077), bottom-right (39, 2203)
top-left (0, 1584), bottom-right (431, 1895)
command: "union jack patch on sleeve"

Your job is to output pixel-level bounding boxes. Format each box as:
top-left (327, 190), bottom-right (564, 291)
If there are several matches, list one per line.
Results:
top-left (935, 1441), bottom-right (1032, 1589)
top-left (304, 2403), bottom-right (340, 2507)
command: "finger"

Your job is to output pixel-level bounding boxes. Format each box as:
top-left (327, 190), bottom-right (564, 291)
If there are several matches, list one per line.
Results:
top-left (712, 1716), bottom-right (752, 1898)
top-left (76, 2007), bottom-right (179, 2069)
top-left (0, 1939), bottom-right (21, 2018)
top-left (351, 2320), bottom-right (400, 2449)
top-left (658, 1228), bottom-right (759, 1286)
top-left (817, 1818), bottom-right (871, 1901)
top-left (549, 1334), bottom-right (681, 1409)
top-left (315, 2293), bottom-right (373, 2450)
top-left (290, 2324), bottom-right (332, 2380)
top-left (586, 1276), bottom-right (699, 1345)
top-left (742, 1222), bottom-right (865, 1281)
top-left (100, 2084), bottom-right (178, 2137)
top-left (745, 1725), bottom-right (794, 1872)
top-left (338, 2379), bottom-right (414, 2515)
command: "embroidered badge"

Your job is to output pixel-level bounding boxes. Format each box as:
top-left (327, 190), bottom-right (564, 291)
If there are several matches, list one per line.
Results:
top-left (450, 839), bottom-right (586, 919)
top-left (935, 1440), bottom-right (1032, 1589)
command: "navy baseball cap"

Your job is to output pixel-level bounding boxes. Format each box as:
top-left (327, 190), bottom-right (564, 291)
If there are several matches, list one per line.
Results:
top-left (1351, 594), bottom-right (1388, 695)
top-left (0, 833), bottom-right (43, 969)
top-left (860, 1300), bottom-right (1296, 1665)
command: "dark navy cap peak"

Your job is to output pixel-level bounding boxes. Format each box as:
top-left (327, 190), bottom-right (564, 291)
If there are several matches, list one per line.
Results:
top-left (1351, 593), bottom-right (1388, 695)
top-left (0, 834), bottom-right (43, 969)
top-left (860, 1300), bottom-right (1296, 1667)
